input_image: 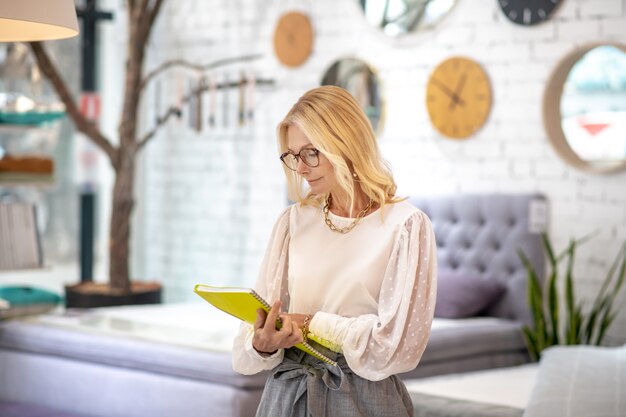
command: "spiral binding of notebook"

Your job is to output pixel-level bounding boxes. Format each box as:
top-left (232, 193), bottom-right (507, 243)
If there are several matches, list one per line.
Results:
top-left (249, 289), bottom-right (272, 310)
top-left (194, 284), bottom-right (338, 367)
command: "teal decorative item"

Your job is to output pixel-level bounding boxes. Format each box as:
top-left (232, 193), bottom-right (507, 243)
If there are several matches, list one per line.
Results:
top-left (0, 285), bottom-right (62, 319)
top-left (0, 110), bottom-right (66, 125)
top-left (0, 285), bottom-right (62, 306)
top-left (0, 92), bottom-right (66, 125)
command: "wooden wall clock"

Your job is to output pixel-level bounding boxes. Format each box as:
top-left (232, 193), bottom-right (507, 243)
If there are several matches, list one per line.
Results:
top-left (426, 56), bottom-right (492, 139)
top-left (498, 0), bottom-right (562, 26)
top-left (273, 11), bottom-right (314, 68)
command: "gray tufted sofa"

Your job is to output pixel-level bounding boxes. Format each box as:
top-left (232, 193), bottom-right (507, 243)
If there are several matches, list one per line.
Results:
top-left (0, 193), bottom-right (546, 417)
top-left (402, 193), bottom-right (546, 379)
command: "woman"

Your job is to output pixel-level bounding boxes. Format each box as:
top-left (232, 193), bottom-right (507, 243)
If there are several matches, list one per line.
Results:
top-left (232, 86), bottom-right (437, 417)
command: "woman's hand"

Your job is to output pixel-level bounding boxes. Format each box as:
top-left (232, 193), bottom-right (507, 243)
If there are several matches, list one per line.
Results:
top-left (252, 301), bottom-right (304, 354)
top-left (278, 313), bottom-right (311, 332)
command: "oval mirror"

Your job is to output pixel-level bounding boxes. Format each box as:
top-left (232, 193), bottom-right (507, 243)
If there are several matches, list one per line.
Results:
top-left (321, 58), bottom-right (384, 134)
top-left (358, 0), bottom-right (457, 37)
top-left (543, 43), bottom-right (626, 174)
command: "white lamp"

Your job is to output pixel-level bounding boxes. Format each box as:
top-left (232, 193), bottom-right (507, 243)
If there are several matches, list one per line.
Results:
top-left (0, 0), bottom-right (79, 42)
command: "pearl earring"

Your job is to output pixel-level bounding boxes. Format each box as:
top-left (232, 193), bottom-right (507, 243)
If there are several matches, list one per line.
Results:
top-left (352, 172), bottom-right (358, 179)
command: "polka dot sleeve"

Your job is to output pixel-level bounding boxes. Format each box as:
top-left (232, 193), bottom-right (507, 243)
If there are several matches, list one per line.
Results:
top-left (231, 206), bottom-right (292, 374)
top-left (308, 211), bottom-right (438, 381)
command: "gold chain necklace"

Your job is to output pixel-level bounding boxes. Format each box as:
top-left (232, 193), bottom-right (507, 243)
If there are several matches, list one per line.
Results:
top-left (323, 195), bottom-right (373, 234)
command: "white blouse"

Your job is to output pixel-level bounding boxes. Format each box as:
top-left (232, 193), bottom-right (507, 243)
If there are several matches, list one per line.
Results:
top-left (232, 200), bottom-right (437, 381)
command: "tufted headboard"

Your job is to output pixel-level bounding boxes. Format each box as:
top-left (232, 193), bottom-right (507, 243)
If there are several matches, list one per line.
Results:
top-left (409, 193), bottom-right (547, 326)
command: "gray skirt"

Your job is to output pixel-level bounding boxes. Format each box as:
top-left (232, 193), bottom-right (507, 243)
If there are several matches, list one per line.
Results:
top-left (256, 343), bottom-right (413, 417)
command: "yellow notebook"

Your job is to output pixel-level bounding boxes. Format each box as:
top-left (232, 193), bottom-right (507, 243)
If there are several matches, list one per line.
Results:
top-left (194, 284), bottom-right (338, 367)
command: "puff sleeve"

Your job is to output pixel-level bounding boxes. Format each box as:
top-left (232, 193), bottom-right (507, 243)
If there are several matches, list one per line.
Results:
top-left (307, 210), bottom-right (437, 381)
top-left (231, 207), bottom-right (292, 374)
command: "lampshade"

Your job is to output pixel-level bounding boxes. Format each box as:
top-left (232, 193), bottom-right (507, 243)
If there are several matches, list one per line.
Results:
top-left (0, 0), bottom-right (79, 42)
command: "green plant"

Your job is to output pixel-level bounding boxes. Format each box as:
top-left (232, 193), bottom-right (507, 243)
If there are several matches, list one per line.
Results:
top-left (518, 233), bottom-right (626, 361)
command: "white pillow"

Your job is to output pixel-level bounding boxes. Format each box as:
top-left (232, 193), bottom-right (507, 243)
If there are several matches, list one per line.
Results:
top-left (524, 344), bottom-right (626, 417)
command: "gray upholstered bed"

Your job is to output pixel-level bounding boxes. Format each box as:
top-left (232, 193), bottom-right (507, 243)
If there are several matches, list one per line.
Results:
top-left (407, 364), bottom-right (535, 417)
top-left (406, 343), bottom-right (626, 417)
top-left (0, 193), bottom-right (546, 417)
top-left (411, 392), bottom-right (524, 417)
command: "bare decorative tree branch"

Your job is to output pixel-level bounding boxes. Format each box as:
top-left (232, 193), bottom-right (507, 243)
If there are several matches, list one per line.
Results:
top-left (147, 0), bottom-right (165, 34)
top-left (136, 106), bottom-right (180, 150)
top-left (28, 42), bottom-right (118, 164)
top-left (27, 1), bottom-right (160, 291)
top-left (136, 76), bottom-right (274, 150)
top-left (140, 54), bottom-right (263, 92)
top-left (27, 0), bottom-right (272, 295)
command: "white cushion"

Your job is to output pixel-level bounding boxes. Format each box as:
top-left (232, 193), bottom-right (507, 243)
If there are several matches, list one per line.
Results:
top-left (524, 344), bottom-right (626, 417)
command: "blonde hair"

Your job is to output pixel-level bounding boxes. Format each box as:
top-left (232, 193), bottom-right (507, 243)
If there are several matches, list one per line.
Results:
top-left (277, 86), bottom-right (400, 214)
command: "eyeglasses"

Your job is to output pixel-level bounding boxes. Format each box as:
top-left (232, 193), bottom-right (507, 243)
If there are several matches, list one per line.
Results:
top-left (279, 148), bottom-right (320, 171)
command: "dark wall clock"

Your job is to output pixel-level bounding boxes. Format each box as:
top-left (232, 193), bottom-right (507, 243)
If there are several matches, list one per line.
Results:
top-left (498, 0), bottom-right (562, 26)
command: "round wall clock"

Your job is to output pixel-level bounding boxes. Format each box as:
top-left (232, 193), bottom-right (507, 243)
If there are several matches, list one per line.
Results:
top-left (498, 0), bottom-right (562, 26)
top-left (272, 11), bottom-right (314, 68)
top-left (426, 56), bottom-right (492, 140)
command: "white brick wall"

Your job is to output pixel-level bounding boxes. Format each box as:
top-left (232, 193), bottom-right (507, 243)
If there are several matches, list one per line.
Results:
top-left (128, 0), bottom-right (626, 343)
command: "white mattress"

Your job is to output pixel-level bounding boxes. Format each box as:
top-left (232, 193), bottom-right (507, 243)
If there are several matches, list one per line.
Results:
top-left (31, 307), bottom-right (517, 353)
top-left (31, 302), bottom-right (241, 351)
top-left (405, 363), bottom-right (538, 409)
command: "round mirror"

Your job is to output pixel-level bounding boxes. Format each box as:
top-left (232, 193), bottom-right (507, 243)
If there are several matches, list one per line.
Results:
top-left (543, 43), bottom-right (626, 174)
top-left (358, 0), bottom-right (457, 37)
top-left (321, 58), bottom-right (384, 134)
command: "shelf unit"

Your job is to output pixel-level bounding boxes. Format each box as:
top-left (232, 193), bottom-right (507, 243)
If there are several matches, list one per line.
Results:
top-left (0, 121), bottom-right (63, 271)
top-left (0, 121), bottom-right (60, 188)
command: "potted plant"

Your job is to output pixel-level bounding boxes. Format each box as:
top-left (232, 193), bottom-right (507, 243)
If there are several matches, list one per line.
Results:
top-left (519, 233), bottom-right (626, 360)
top-left (26, 1), bottom-right (169, 307)
top-left (28, 1), bottom-right (260, 307)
